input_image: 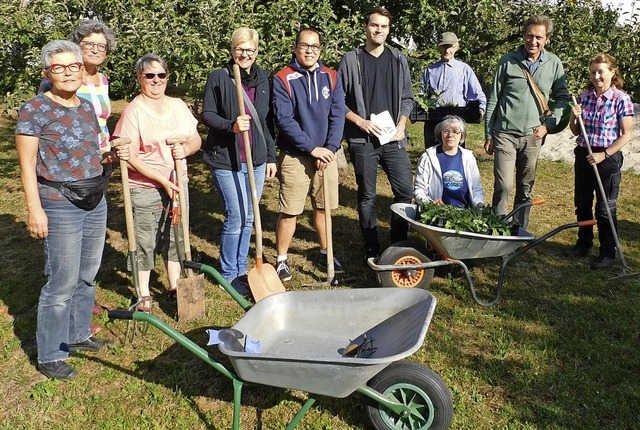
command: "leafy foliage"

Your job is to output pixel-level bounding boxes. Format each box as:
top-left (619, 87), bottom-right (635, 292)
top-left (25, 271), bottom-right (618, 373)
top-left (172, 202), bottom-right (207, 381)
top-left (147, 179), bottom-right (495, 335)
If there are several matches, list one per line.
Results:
top-left (1, 0), bottom-right (639, 116)
top-left (418, 201), bottom-right (513, 236)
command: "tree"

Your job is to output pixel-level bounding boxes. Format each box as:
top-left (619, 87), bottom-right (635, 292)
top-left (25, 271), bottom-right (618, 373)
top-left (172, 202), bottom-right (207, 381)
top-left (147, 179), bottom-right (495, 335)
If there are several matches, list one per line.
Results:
top-left (1, 0), bottom-right (638, 117)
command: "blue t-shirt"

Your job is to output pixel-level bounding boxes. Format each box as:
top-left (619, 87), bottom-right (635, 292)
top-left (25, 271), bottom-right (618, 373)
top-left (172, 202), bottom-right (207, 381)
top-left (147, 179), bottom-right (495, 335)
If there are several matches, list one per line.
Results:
top-left (436, 147), bottom-right (469, 207)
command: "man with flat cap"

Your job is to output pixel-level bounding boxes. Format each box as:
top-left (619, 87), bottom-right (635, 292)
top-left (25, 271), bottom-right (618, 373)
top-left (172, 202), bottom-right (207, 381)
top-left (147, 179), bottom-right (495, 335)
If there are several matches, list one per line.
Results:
top-left (421, 32), bottom-right (486, 148)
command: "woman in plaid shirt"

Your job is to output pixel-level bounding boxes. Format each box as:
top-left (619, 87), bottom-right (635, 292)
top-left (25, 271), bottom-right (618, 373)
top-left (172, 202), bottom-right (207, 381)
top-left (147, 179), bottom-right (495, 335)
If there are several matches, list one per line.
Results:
top-left (567, 53), bottom-right (634, 270)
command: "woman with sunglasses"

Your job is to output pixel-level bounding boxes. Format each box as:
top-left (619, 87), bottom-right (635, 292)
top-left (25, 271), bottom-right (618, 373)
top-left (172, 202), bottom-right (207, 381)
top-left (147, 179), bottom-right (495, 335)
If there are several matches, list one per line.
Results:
top-left (414, 115), bottom-right (485, 208)
top-left (201, 27), bottom-right (277, 296)
top-left (114, 54), bottom-right (201, 312)
top-left (16, 40), bottom-right (129, 380)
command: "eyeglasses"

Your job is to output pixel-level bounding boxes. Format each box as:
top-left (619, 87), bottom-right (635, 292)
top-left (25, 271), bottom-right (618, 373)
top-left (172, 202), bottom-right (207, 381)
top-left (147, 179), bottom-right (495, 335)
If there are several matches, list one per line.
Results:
top-left (234, 48), bottom-right (257, 57)
top-left (142, 72), bottom-right (167, 80)
top-left (80, 41), bottom-right (107, 52)
top-left (47, 62), bottom-right (83, 74)
top-left (297, 42), bottom-right (321, 53)
top-left (442, 129), bottom-right (462, 136)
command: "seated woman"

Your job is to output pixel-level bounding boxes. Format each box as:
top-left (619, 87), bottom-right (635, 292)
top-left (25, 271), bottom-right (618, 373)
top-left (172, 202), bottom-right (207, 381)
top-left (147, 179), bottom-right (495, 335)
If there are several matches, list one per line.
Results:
top-left (114, 53), bottom-right (202, 312)
top-left (414, 115), bottom-right (485, 208)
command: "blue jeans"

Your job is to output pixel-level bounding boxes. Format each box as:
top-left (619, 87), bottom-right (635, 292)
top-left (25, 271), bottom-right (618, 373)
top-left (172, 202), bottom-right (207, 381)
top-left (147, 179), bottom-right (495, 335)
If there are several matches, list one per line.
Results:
top-left (211, 163), bottom-right (266, 281)
top-left (348, 141), bottom-right (413, 252)
top-left (38, 196), bottom-right (107, 364)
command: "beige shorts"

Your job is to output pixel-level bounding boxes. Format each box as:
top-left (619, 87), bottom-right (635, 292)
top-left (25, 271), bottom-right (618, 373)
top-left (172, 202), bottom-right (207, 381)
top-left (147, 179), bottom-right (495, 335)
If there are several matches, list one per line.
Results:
top-left (277, 153), bottom-right (339, 216)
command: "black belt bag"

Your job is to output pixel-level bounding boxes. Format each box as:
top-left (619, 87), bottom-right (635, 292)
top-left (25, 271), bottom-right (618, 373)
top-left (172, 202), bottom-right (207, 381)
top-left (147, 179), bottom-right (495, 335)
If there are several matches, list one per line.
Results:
top-left (38, 174), bottom-right (106, 211)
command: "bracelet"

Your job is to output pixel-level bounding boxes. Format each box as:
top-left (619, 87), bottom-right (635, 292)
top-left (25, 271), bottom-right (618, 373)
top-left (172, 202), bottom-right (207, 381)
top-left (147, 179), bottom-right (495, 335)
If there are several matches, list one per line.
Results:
top-left (604, 149), bottom-right (611, 159)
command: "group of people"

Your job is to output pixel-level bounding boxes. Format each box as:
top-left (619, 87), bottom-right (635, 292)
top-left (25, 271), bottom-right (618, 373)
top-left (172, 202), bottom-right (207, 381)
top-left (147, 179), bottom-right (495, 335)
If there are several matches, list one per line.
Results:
top-left (15, 8), bottom-right (634, 380)
top-left (417, 14), bottom-right (633, 273)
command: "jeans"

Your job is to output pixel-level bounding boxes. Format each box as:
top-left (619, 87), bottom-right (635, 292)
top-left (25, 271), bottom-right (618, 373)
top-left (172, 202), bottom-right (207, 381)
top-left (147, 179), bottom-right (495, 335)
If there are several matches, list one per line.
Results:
top-left (573, 146), bottom-right (623, 258)
top-left (348, 141), bottom-right (413, 252)
top-left (491, 131), bottom-right (541, 229)
top-left (37, 196), bottom-right (107, 364)
top-left (211, 163), bottom-right (266, 281)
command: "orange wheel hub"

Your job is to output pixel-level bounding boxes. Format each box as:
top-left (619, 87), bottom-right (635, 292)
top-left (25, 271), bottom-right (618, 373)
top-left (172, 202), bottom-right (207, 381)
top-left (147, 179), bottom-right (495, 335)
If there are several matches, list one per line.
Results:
top-left (391, 256), bottom-right (424, 288)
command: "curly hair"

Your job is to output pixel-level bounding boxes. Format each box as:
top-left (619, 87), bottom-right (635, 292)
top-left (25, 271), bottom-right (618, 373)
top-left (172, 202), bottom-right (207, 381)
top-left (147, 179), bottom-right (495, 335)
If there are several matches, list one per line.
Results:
top-left (70, 19), bottom-right (116, 53)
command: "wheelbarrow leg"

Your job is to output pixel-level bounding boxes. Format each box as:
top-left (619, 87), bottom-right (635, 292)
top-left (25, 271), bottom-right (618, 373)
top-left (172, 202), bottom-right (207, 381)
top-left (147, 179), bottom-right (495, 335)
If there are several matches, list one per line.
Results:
top-left (232, 379), bottom-right (243, 430)
top-left (285, 397), bottom-right (317, 430)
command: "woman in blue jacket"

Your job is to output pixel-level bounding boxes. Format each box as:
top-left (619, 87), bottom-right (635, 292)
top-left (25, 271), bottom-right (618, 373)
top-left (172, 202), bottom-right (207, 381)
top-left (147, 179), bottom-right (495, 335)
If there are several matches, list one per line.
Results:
top-left (201, 27), bottom-right (277, 294)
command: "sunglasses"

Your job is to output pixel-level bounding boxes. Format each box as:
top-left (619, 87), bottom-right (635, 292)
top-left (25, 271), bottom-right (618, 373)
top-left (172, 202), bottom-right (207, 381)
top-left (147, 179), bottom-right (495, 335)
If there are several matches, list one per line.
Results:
top-left (142, 72), bottom-right (167, 80)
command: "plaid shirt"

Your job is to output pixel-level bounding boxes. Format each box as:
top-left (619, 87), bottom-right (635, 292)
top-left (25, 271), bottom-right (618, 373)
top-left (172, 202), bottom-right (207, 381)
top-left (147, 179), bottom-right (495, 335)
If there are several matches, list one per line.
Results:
top-left (576, 86), bottom-right (634, 148)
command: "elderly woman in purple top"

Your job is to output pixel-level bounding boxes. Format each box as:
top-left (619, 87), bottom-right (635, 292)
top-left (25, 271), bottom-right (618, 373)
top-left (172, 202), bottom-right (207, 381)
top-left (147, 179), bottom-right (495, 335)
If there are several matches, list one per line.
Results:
top-left (15, 40), bottom-right (129, 380)
top-left (566, 53), bottom-right (634, 269)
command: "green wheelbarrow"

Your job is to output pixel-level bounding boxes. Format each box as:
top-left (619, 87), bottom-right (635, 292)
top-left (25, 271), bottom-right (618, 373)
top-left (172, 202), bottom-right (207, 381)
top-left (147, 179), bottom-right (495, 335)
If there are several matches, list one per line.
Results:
top-left (109, 261), bottom-right (453, 429)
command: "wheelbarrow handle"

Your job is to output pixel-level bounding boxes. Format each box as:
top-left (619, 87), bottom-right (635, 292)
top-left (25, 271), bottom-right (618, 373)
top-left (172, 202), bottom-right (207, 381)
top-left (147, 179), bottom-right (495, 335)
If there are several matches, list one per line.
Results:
top-left (577, 219), bottom-right (597, 228)
top-left (184, 260), bottom-right (203, 271)
top-left (108, 310), bottom-right (134, 320)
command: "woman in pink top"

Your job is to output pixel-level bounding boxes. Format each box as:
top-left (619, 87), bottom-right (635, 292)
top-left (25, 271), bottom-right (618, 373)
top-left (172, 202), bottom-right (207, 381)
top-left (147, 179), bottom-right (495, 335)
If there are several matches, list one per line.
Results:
top-left (114, 54), bottom-right (201, 312)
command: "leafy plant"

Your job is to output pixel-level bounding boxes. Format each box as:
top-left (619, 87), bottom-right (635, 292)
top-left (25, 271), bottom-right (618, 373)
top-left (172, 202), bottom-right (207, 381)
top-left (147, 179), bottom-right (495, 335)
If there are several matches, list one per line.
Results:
top-left (418, 201), bottom-right (513, 236)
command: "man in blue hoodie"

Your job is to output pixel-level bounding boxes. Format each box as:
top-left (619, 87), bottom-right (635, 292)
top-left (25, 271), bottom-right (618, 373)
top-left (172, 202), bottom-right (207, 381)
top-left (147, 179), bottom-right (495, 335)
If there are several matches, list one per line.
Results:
top-left (272, 27), bottom-right (346, 281)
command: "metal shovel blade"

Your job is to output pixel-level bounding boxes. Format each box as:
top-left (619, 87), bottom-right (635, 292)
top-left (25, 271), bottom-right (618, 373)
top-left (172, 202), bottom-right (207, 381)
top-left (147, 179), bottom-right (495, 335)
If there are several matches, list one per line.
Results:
top-left (177, 273), bottom-right (206, 321)
top-left (247, 258), bottom-right (284, 302)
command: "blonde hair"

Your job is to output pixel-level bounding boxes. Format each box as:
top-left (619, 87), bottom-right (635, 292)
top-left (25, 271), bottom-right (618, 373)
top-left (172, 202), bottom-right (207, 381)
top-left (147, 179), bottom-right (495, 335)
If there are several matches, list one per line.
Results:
top-left (230, 27), bottom-right (259, 52)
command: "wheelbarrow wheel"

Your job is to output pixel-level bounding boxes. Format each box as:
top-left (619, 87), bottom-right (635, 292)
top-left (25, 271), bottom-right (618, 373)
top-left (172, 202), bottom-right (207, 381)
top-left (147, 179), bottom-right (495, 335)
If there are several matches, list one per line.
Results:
top-left (376, 241), bottom-right (435, 289)
top-left (366, 361), bottom-right (453, 430)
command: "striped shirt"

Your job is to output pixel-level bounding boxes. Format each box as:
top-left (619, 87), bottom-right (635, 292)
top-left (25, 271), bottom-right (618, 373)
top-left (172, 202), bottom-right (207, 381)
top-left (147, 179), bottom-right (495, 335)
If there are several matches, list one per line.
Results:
top-left (576, 86), bottom-right (634, 148)
top-left (77, 73), bottom-right (111, 152)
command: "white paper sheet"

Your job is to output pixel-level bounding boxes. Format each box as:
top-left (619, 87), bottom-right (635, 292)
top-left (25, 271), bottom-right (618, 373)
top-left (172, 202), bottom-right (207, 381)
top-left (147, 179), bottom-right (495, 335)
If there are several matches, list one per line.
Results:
top-left (370, 110), bottom-right (397, 145)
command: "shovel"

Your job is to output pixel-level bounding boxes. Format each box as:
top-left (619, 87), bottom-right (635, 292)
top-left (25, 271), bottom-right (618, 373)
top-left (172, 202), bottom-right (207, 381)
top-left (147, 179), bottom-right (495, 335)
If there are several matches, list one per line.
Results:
top-left (572, 95), bottom-right (638, 280)
top-left (232, 64), bottom-right (285, 301)
top-left (303, 169), bottom-right (354, 287)
top-left (169, 139), bottom-right (206, 321)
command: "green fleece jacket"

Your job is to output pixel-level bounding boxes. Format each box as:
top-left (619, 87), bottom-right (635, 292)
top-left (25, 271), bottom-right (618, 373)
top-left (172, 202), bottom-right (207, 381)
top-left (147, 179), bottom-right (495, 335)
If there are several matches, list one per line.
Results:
top-left (485, 47), bottom-right (569, 140)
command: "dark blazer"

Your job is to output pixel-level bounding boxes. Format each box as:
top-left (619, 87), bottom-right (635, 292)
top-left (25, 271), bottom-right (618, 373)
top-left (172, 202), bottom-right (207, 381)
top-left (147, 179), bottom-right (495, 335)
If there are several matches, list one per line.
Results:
top-left (201, 63), bottom-right (276, 170)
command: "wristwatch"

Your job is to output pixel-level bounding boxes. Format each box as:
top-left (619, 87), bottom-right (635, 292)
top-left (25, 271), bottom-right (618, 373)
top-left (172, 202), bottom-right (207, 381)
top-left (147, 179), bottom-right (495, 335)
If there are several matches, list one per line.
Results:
top-left (604, 149), bottom-right (611, 159)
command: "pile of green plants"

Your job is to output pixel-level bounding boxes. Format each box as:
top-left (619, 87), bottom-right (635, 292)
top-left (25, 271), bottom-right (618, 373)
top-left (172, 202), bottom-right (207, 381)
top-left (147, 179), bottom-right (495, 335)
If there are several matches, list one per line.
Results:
top-left (417, 201), bottom-right (514, 236)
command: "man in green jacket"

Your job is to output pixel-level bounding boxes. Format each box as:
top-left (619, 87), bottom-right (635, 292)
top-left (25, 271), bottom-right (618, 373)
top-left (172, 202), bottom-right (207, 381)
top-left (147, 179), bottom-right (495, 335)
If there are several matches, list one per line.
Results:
top-left (484, 15), bottom-right (569, 229)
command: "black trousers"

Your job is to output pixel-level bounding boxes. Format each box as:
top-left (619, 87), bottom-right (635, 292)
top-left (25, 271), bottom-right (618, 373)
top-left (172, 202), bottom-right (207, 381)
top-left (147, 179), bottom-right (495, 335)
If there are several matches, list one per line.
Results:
top-left (573, 145), bottom-right (623, 258)
top-left (348, 140), bottom-right (413, 252)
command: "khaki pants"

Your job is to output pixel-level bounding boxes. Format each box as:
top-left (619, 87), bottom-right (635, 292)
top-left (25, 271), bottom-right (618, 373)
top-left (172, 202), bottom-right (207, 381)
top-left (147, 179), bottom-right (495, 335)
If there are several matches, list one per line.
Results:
top-left (491, 131), bottom-right (542, 229)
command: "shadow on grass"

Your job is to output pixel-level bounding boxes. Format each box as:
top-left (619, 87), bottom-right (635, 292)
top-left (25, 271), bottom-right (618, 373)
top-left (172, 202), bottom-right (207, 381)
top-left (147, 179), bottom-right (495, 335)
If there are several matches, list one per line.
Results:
top-left (88, 325), bottom-right (370, 429)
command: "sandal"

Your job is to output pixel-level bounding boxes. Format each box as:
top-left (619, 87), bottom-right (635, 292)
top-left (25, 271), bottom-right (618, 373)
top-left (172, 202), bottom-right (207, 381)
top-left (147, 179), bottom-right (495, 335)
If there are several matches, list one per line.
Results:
top-left (136, 296), bottom-right (153, 313)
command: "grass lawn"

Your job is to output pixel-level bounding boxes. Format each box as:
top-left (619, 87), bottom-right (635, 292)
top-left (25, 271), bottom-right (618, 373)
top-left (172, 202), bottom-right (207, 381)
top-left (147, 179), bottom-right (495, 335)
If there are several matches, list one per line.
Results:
top-left (1, 107), bottom-right (639, 429)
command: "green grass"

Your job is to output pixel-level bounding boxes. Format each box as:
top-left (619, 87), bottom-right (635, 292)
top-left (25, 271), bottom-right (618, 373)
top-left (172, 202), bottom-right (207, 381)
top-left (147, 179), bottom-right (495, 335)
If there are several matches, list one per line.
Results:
top-left (1, 112), bottom-right (640, 429)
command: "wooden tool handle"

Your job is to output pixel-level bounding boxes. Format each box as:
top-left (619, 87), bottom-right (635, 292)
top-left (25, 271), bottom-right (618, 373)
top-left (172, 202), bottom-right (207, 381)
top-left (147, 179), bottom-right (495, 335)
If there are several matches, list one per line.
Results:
top-left (169, 139), bottom-right (193, 276)
top-left (233, 64), bottom-right (264, 260)
top-left (114, 138), bottom-right (136, 253)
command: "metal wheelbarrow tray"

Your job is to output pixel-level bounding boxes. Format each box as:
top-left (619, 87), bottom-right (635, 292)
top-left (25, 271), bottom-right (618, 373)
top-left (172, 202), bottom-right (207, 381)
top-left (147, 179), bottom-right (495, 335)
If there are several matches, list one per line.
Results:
top-left (398, 204), bottom-right (535, 260)
top-left (222, 287), bottom-right (434, 398)
top-left (109, 262), bottom-right (454, 430)
top-left (369, 203), bottom-right (596, 306)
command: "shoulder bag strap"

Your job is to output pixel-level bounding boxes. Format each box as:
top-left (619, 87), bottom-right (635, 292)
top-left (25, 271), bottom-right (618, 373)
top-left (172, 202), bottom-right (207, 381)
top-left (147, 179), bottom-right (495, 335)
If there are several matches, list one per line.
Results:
top-left (518, 63), bottom-right (552, 118)
top-left (231, 78), bottom-right (266, 147)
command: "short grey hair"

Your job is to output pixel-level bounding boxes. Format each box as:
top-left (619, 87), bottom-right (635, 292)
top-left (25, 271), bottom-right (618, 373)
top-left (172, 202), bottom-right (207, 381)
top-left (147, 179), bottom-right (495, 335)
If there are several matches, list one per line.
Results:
top-left (135, 53), bottom-right (169, 74)
top-left (435, 115), bottom-right (467, 143)
top-left (70, 19), bottom-right (117, 53)
top-left (40, 40), bottom-right (83, 68)
top-left (523, 15), bottom-right (553, 38)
